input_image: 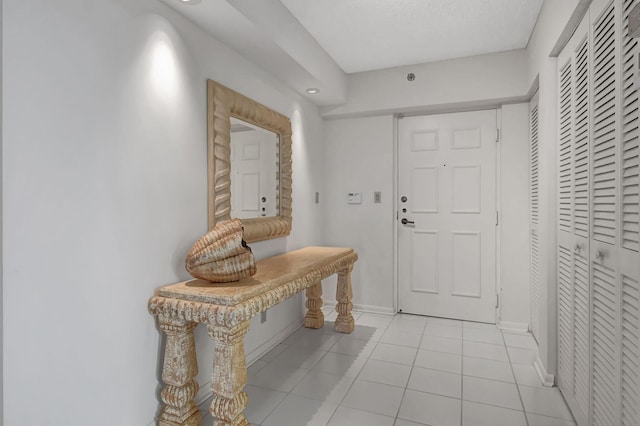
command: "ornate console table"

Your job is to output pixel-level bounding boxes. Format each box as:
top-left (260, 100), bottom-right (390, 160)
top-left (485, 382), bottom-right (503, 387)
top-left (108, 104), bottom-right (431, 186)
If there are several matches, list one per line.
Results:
top-left (149, 246), bottom-right (358, 426)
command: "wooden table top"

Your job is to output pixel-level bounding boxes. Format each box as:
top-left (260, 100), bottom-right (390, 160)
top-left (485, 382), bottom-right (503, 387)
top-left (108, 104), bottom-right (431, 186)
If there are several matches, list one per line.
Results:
top-left (158, 246), bottom-right (357, 306)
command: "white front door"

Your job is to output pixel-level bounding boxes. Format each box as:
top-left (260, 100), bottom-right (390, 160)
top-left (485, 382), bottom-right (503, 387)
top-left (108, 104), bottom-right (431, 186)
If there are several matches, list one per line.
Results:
top-left (230, 123), bottom-right (279, 219)
top-left (398, 110), bottom-right (498, 323)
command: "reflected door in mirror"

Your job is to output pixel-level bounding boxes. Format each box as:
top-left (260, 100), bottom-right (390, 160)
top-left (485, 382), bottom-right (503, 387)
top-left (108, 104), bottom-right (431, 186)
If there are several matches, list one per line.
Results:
top-left (230, 118), bottom-right (279, 219)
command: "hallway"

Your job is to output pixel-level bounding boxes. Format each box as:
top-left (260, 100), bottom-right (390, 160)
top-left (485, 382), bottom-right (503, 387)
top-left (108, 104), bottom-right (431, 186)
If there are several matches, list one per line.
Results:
top-left (4, 1), bottom-right (640, 424)
top-left (202, 311), bottom-right (575, 426)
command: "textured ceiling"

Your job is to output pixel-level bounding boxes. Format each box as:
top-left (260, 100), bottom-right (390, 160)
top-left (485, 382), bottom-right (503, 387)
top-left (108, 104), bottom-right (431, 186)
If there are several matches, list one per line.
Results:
top-left (280, 0), bottom-right (544, 73)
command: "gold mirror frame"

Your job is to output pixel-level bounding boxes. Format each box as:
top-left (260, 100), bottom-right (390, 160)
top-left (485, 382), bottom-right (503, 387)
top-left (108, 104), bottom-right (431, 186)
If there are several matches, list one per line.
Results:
top-left (207, 80), bottom-right (292, 242)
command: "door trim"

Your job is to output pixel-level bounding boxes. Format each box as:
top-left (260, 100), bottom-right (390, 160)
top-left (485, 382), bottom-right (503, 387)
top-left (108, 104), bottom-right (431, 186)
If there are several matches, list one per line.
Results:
top-left (393, 108), bottom-right (501, 323)
top-left (496, 108), bottom-right (503, 325)
top-left (392, 114), bottom-right (400, 314)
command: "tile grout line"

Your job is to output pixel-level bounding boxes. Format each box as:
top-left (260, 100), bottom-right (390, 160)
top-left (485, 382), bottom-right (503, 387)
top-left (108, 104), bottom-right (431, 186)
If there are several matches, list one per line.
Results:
top-left (304, 308), bottom-right (348, 425)
top-left (255, 308), bottom-right (342, 426)
top-left (244, 310), bottom-right (403, 424)
top-left (255, 343), bottom-right (314, 424)
top-left (324, 310), bottom-right (395, 424)
top-left (501, 330), bottom-right (530, 426)
top-left (392, 314), bottom-right (429, 424)
top-left (256, 313), bottom-right (539, 425)
top-left (460, 323), bottom-right (541, 423)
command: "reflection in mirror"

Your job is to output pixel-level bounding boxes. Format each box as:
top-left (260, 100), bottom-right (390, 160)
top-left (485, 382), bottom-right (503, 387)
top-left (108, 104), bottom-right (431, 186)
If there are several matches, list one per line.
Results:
top-left (230, 118), bottom-right (280, 219)
top-left (207, 79), bottom-right (292, 242)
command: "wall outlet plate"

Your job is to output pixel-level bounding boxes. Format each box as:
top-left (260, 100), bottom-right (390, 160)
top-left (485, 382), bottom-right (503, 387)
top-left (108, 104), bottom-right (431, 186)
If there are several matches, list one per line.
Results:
top-left (347, 192), bottom-right (362, 204)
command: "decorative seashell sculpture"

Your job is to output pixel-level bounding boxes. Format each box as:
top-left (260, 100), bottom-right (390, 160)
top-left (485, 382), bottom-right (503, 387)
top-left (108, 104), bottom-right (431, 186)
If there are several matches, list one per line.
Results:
top-left (185, 218), bottom-right (257, 282)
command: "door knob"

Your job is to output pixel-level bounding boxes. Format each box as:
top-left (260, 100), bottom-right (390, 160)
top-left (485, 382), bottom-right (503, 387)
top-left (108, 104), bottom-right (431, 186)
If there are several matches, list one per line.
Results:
top-left (401, 218), bottom-right (415, 225)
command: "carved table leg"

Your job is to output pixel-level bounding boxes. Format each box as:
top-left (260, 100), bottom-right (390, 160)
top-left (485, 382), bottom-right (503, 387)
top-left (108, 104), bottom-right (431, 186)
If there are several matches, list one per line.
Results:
top-left (207, 321), bottom-right (251, 426)
top-left (335, 264), bottom-right (355, 333)
top-left (304, 280), bottom-right (324, 329)
top-left (158, 317), bottom-right (201, 426)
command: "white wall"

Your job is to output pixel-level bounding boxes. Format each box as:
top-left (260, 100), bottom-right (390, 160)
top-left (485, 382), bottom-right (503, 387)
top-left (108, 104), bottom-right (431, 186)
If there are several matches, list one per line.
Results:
top-left (528, 0), bottom-right (582, 87)
top-left (321, 51), bottom-right (537, 320)
top-left (2, 1), bottom-right (324, 425)
top-left (320, 51), bottom-right (536, 321)
top-left (322, 49), bottom-right (530, 118)
top-left (498, 103), bottom-right (532, 330)
top-left (525, 0), bottom-right (582, 379)
top-left (321, 116), bottom-right (395, 313)
top-left (322, 108), bottom-right (534, 321)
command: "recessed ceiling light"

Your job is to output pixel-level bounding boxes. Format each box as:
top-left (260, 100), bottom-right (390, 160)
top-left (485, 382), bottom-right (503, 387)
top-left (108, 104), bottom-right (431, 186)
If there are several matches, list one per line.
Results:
top-left (180, 0), bottom-right (202, 4)
top-left (306, 88), bottom-right (320, 94)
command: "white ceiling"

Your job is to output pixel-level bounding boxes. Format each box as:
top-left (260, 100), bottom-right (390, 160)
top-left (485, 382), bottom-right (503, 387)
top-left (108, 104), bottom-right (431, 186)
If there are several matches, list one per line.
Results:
top-left (159, 0), bottom-right (347, 105)
top-left (280, 0), bottom-right (544, 74)
top-left (160, 0), bottom-right (544, 105)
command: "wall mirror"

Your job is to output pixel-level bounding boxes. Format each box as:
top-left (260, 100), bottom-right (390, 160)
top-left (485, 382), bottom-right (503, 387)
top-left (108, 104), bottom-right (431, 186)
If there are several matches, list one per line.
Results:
top-left (207, 79), bottom-right (292, 242)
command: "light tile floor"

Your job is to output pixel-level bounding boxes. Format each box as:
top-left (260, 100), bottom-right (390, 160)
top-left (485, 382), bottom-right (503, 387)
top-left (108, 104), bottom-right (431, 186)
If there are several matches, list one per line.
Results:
top-left (202, 309), bottom-right (576, 426)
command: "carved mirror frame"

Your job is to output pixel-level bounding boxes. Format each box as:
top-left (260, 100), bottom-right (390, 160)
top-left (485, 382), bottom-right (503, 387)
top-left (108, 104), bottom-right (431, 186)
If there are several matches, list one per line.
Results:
top-left (207, 79), bottom-right (292, 242)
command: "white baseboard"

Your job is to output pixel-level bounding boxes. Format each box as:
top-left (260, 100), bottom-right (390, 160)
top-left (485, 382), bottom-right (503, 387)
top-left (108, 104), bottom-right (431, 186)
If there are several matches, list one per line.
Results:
top-left (497, 321), bottom-right (529, 333)
top-left (533, 356), bottom-right (555, 387)
top-left (324, 300), bottom-right (395, 316)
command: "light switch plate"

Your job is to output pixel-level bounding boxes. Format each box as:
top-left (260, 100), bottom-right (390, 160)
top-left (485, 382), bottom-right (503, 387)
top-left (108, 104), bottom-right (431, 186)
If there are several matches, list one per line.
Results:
top-left (347, 192), bottom-right (362, 204)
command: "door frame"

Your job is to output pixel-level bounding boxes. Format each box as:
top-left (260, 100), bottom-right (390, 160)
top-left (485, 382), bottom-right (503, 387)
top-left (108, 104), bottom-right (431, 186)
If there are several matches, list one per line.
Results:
top-left (393, 108), bottom-right (502, 324)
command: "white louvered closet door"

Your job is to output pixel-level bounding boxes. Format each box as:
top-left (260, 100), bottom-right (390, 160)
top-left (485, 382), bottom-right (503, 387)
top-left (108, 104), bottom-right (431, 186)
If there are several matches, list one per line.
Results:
top-left (556, 1), bottom-right (640, 425)
top-left (557, 14), bottom-right (590, 426)
top-left (530, 93), bottom-right (540, 341)
top-left (589, 3), bottom-right (621, 424)
top-left (619, 1), bottom-right (640, 424)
